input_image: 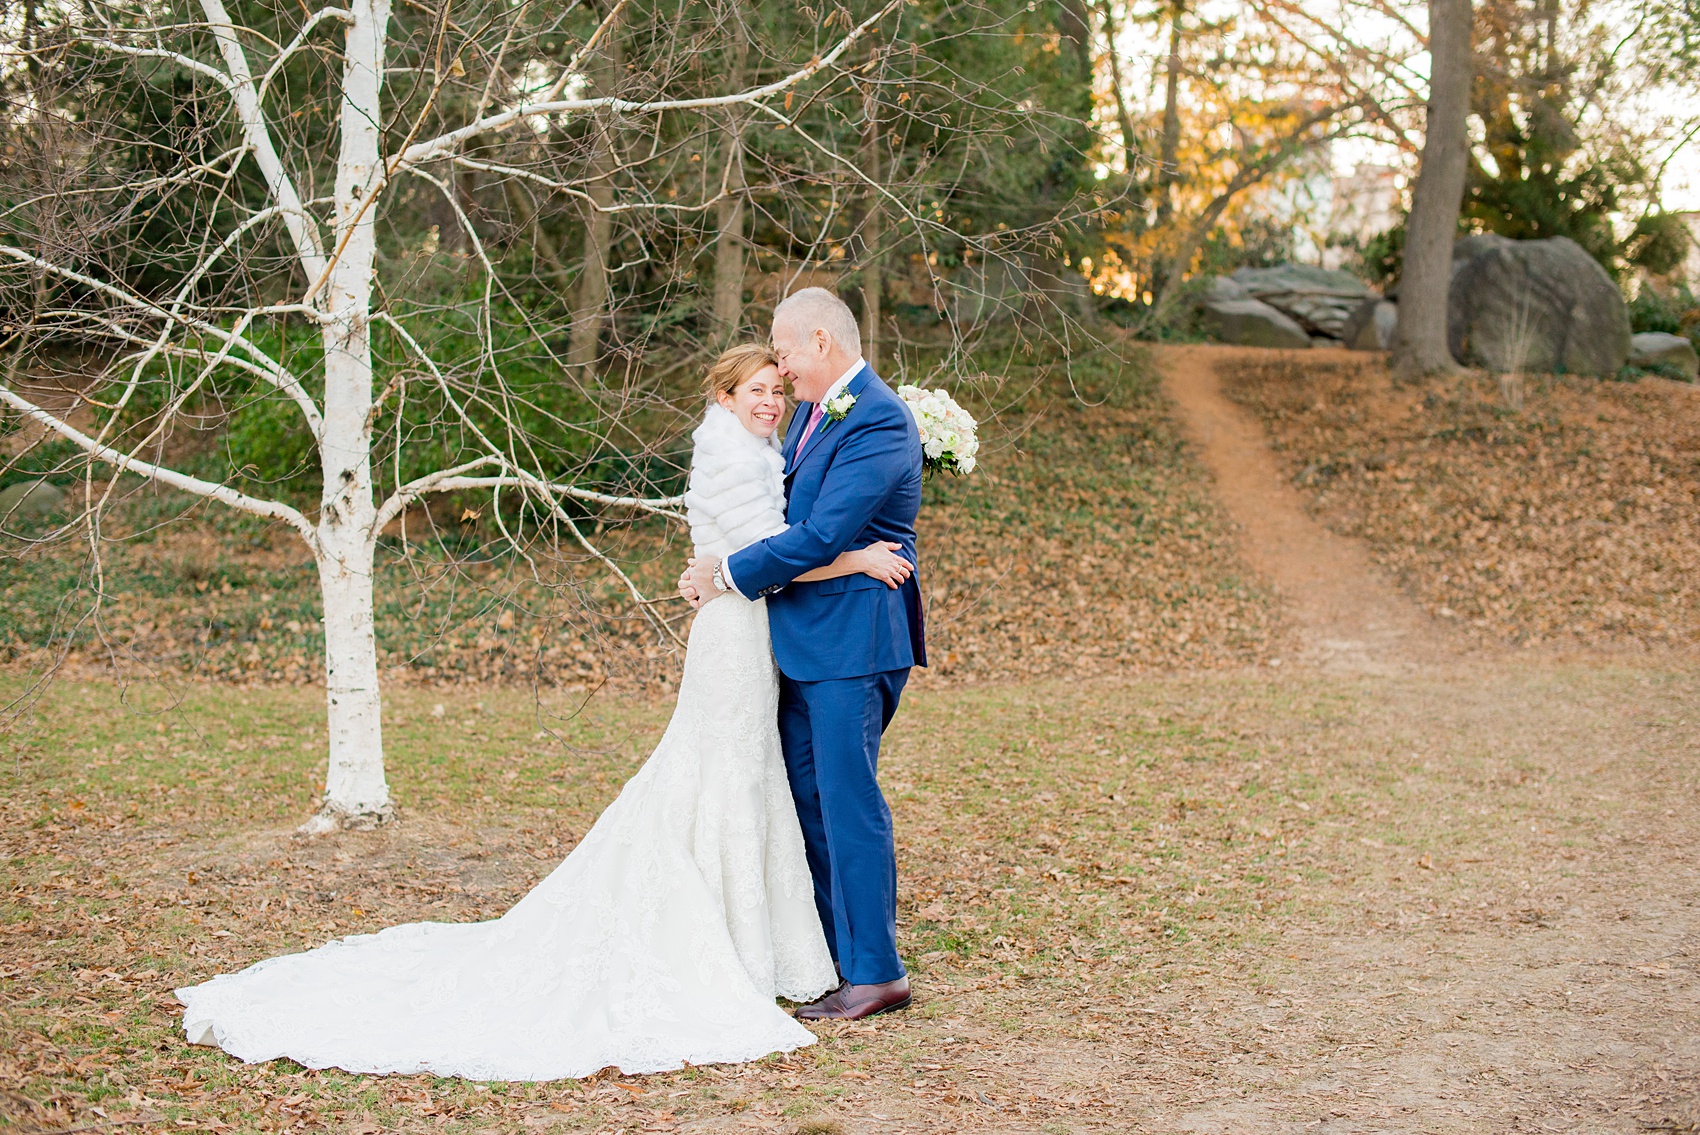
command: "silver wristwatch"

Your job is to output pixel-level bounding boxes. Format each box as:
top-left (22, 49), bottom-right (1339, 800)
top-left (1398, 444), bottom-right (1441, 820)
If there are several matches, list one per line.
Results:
top-left (711, 561), bottom-right (730, 593)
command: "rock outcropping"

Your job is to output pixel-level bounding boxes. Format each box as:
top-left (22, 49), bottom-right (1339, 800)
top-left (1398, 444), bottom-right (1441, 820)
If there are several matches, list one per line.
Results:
top-left (1447, 234), bottom-right (1630, 376)
top-left (1630, 331), bottom-right (1699, 380)
top-left (1196, 277), bottom-right (1311, 349)
top-left (1229, 264), bottom-right (1375, 340)
top-left (1342, 297), bottom-right (1399, 351)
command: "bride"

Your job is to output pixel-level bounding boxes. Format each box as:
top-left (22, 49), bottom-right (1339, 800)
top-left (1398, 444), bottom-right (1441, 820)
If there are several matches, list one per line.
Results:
top-left (176, 345), bottom-right (914, 1080)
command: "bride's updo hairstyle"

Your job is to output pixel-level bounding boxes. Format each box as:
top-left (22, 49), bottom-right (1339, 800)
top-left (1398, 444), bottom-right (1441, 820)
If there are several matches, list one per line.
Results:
top-left (703, 344), bottom-right (780, 403)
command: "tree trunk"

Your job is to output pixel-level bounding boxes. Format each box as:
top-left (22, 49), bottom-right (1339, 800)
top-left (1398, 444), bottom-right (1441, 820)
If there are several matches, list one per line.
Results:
top-left (1391, 0), bottom-right (1472, 379)
top-left (860, 106), bottom-right (883, 372)
top-left (1157, 2), bottom-right (1183, 225)
top-left (709, 10), bottom-right (750, 347)
top-left (1543, 0), bottom-right (1558, 75)
top-left (300, 0), bottom-right (394, 833)
top-left (709, 141), bottom-right (747, 345)
top-left (503, 177), bottom-right (570, 286)
top-left (568, 151), bottom-right (615, 371)
top-left (1098, 0), bottom-right (1142, 175)
top-left (1146, 0), bottom-right (1185, 305)
top-left (568, 13), bottom-right (622, 373)
top-left (22, 0), bottom-right (40, 87)
top-left (1056, 0), bottom-right (1093, 78)
top-left (427, 160), bottom-right (466, 255)
top-left (308, 527), bottom-right (390, 831)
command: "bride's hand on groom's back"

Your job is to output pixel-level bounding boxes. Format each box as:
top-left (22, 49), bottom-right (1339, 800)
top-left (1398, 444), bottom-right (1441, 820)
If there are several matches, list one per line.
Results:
top-left (678, 557), bottom-right (702, 607)
top-left (854, 541), bottom-right (912, 588)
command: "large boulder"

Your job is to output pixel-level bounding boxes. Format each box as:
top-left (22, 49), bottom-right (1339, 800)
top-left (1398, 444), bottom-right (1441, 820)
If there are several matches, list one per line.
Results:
top-left (1197, 277), bottom-right (1311, 349)
top-left (1629, 331), bottom-right (1698, 380)
top-left (1230, 264), bottom-right (1375, 339)
top-left (1342, 296), bottom-right (1398, 350)
top-left (0, 479), bottom-right (66, 523)
top-left (1447, 234), bottom-right (1630, 375)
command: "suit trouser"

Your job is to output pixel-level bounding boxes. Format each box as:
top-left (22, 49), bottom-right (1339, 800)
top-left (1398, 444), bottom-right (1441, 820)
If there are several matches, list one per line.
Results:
top-left (777, 668), bottom-right (909, 986)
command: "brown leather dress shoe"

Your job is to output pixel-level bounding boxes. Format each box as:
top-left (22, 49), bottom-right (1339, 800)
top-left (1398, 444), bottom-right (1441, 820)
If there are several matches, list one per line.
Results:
top-left (795, 977), bottom-right (912, 1021)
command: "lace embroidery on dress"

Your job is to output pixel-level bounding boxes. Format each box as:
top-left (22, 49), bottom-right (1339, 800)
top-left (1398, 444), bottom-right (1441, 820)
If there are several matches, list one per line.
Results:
top-left (175, 405), bottom-right (837, 1081)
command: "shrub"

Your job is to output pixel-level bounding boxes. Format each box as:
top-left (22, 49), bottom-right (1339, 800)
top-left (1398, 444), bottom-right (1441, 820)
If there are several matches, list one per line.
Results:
top-left (0, 436), bottom-right (84, 489)
top-left (1628, 283), bottom-right (1699, 339)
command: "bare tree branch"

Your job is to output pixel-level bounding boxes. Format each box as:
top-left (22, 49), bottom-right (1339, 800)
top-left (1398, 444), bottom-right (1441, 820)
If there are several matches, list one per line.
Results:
top-left (200, 0), bottom-right (330, 279)
top-left (259, 7), bottom-right (356, 100)
top-left (391, 0), bottom-right (904, 172)
top-left (372, 459), bottom-right (685, 534)
top-left (0, 383), bottom-right (317, 544)
top-left (0, 246), bottom-right (324, 435)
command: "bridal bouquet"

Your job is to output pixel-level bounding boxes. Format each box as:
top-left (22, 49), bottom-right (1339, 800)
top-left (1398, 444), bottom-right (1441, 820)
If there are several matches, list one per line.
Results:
top-left (896, 384), bottom-right (979, 477)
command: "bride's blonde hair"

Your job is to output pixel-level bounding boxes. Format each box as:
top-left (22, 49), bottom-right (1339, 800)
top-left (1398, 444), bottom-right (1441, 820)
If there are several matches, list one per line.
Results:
top-left (702, 344), bottom-right (781, 402)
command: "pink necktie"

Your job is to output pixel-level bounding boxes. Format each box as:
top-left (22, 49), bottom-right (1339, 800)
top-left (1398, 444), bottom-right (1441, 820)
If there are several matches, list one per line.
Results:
top-left (794, 401), bottom-right (826, 453)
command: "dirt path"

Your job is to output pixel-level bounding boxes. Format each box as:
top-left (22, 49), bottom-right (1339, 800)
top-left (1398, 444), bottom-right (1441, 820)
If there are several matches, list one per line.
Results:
top-left (1157, 344), bottom-right (1449, 672)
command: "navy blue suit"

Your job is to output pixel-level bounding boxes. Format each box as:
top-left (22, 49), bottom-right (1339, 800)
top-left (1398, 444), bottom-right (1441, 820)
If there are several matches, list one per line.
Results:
top-left (726, 363), bottom-right (925, 984)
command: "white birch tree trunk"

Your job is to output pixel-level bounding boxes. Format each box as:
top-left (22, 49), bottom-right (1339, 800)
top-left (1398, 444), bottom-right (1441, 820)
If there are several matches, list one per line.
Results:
top-left (300, 0), bottom-right (394, 832)
top-left (308, 532), bottom-right (391, 830)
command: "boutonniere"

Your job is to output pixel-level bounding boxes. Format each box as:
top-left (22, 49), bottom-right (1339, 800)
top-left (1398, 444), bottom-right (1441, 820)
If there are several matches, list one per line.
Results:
top-left (820, 391), bottom-right (857, 430)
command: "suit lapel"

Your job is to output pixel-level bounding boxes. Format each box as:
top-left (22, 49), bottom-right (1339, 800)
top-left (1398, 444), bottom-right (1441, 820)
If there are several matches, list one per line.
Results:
top-left (781, 402), bottom-right (812, 474)
top-left (789, 363), bottom-right (872, 479)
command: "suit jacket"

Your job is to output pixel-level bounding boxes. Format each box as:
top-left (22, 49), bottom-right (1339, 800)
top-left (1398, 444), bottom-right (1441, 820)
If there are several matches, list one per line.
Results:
top-left (725, 362), bottom-right (927, 681)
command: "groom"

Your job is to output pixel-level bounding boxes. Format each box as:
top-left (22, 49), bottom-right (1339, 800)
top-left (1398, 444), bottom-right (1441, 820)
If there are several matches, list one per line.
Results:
top-left (682, 287), bottom-right (925, 1021)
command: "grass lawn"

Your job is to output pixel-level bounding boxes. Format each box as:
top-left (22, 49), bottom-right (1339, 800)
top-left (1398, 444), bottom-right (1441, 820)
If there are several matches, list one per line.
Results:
top-left (3, 660), bottom-right (1698, 1133)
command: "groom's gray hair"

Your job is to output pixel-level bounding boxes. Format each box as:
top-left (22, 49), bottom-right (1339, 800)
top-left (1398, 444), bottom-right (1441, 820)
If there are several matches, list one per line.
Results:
top-left (774, 287), bottom-right (862, 357)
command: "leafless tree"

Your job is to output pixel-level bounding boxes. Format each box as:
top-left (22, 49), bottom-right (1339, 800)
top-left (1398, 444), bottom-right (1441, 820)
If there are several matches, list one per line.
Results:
top-left (0, 0), bottom-right (1103, 830)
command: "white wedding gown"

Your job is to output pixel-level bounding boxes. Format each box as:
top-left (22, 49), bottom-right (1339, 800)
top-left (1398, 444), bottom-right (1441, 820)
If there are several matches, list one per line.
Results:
top-left (176, 405), bottom-right (839, 1080)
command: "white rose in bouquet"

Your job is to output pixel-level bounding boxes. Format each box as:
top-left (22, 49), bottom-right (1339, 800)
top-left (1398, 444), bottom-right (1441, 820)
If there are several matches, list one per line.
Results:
top-left (896, 384), bottom-right (981, 478)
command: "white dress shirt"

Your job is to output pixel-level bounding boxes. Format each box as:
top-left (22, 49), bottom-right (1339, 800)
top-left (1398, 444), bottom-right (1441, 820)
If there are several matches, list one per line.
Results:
top-left (813, 359), bottom-right (865, 413)
top-left (721, 357), bottom-right (865, 598)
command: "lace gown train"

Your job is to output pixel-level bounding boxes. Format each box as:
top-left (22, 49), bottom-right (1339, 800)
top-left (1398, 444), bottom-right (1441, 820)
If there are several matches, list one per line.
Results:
top-left (175, 591), bottom-right (839, 1081)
